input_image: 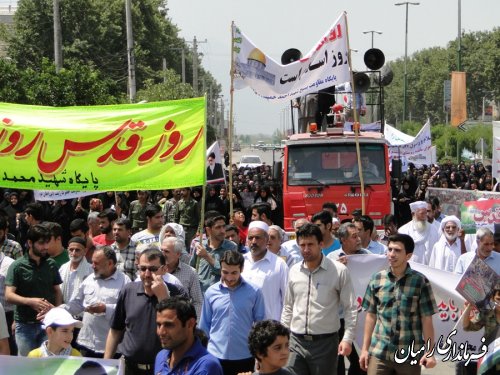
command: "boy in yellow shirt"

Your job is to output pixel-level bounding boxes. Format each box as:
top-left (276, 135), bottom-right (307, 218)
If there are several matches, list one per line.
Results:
top-left (28, 307), bottom-right (82, 357)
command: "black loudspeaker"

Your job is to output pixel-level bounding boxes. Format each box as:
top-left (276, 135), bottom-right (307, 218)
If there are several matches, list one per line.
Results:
top-left (377, 65), bottom-right (394, 87)
top-left (392, 159), bottom-right (402, 180)
top-left (364, 48), bottom-right (385, 71)
top-left (281, 48), bottom-right (302, 65)
top-left (353, 72), bottom-right (371, 93)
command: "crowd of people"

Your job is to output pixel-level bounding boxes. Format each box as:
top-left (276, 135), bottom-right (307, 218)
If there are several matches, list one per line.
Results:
top-left (0, 159), bottom-right (499, 375)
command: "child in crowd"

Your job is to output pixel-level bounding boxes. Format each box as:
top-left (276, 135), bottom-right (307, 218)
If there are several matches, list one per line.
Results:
top-left (28, 307), bottom-right (82, 357)
top-left (246, 320), bottom-right (292, 375)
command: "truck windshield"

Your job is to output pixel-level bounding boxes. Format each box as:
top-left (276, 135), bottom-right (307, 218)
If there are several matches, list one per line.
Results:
top-left (287, 143), bottom-right (386, 185)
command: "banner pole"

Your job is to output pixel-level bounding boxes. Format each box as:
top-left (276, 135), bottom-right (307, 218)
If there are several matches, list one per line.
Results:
top-left (345, 11), bottom-right (366, 215)
top-left (196, 96), bottom-right (208, 272)
top-left (228, 22), bottom-right (236, 220)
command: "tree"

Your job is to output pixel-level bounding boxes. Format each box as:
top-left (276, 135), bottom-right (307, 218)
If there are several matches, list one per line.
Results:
top-left (8, 0), bottom-right (221, 101)
top-left (0, 57), bottom-right (116, 106)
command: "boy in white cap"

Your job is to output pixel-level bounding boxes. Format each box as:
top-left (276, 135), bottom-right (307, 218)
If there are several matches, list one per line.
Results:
top-left (28, 307), bottom-right (82, 357)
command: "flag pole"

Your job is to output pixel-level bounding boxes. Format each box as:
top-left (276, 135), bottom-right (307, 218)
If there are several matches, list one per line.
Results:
top-left (228, 22), bottom-right (236, 220)
top-left (196, 96), bottom-right (208, 272)
top-left (345, 11), bottom-right (366, 215)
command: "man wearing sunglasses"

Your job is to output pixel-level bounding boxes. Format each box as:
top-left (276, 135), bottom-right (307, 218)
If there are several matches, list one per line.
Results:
top-left (104, 247), bottom-right (188, 375)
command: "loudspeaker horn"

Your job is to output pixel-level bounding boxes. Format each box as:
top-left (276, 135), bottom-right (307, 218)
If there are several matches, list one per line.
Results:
top-left (281, 48), bottom-right (302, 65)
top-left (364, 48), bottom-right (385, 71)
top-left (374, 65), bottom-right (394, 87)
top-left (353, 72), bottom-right (371, 93)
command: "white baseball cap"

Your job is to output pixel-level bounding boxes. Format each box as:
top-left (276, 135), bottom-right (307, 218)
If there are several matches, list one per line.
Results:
top-left (43, 307), bottom-right (83, 329)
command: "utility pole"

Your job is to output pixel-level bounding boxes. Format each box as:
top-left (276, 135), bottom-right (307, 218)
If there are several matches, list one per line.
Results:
top-left (53, 0), bottom-right (63, 73)
top-left (362, 30), bottom-right (382, 49)
top-left (181, 48), bottom-right (186, 83)
top-left (162, 57), bottom-right (167, 83)
top-left (395, 2), bottom-right (420, 123)
top-left (125, 0), bottom-right (136, 102)
top-left (457, 0), bottom-right (462, 71)
top-left (190, 36), bottom-right (207, 96)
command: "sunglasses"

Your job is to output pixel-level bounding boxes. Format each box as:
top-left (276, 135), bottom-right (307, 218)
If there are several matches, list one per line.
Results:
top-left (138, 265), bottom-right (161, 273)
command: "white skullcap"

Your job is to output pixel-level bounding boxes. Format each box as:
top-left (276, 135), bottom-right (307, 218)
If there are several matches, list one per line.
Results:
top-left (409, 201), bottom-right (427, 213)
top-left (248, 220), bottom-right (269, 232)
top-left (440, 215), bottom-right (461, 232)
top-left (332, 218), bottom-right (340, 224)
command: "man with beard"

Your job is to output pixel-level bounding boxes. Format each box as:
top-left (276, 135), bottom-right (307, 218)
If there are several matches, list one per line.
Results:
top-left (455, 227), bottom-right (500, 275)
top-left (131, 204), bottom-right (164, 247)
top-left (93, 209), bottom-right (118, 246)
top-left (241, 221), bottom-right (288, 321)
top-left (5, 224), bottom-right (63, 355)
top-left (154, 297), bottom-right (222, 375)
top-left (190, 214), bottom-right (236, 293)
top-left (62, 246), bottom-right (130, 358)
top-left (428, 216), bottom-right (466, 272)
top-left (397, 201), bottom-right (439, 265)
top-left (111, 218), bottom-right (137, 280)
top-left (69, 218), bottom-right (96, 263)
top-left (59, 237), bottom-right (93, 306)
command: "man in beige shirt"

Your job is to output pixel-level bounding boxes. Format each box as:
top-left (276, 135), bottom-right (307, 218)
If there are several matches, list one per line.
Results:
top-left (281, 223), bottom-right (357, 375)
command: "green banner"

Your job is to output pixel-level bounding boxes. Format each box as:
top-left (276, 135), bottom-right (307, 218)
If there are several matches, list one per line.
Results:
top-left (0, 98), bottom-right (206, 191)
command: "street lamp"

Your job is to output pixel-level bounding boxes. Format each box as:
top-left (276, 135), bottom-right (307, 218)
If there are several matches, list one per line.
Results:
top-left (362, 30), bottom-right (383, 48)
top-left (395, 2), bottom-right (419, 123)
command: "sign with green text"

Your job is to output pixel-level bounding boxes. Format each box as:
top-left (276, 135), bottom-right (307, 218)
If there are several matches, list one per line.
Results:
top-left (0, 98), bottom-right (206, 191)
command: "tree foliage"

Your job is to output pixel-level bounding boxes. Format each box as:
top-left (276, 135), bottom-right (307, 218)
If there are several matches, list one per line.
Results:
top-left (6, 0), bottom-right (221, 105)
top-left (0, 57), bottom-right (117, 105)
top-left (384, 28), bottom-right (500, 125)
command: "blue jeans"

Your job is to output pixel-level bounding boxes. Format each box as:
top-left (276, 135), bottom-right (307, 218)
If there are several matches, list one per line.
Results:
top-left (15, 322), bottom-right (47, 356)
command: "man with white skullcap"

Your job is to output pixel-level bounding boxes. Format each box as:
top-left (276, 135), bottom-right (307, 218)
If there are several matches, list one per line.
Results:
top-left (398, 201), bottom-right (440, 265)
top-left (241, 221), bottom-right (288, 321)
top-left (428, 216), bottom-right (466, 272)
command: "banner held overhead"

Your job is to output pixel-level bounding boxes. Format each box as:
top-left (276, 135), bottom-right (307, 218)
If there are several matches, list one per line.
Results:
top-left (0, 98), bottom-right (206, 191)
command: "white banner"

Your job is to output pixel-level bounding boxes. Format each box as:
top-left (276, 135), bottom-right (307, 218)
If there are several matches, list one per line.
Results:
top-left (385, 123), bottom-right (416, 146)
top-left (232, 13), bottom-right (350, 102)
top-left (388, 120), bottom-right (433, 169)
top-left (206, 141), bottom-right (226, 184)
top-left (493, 136), bottom-right (500, 180)
top-left (34, 190), bottom-right (103, 201)
top-left (347, 255), bottom-right (485, 363)
top-left (0, 356), bottom-right (123, 375)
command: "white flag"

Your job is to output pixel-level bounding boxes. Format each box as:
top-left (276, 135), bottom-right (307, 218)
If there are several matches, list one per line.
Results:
top-left (232, 13), bottom-right (350, 102)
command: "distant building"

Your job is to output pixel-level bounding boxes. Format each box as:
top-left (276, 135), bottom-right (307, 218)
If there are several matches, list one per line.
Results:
top-left (0, 4), bottom-right (16, 58)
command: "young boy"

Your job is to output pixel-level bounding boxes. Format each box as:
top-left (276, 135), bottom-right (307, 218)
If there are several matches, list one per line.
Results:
top-left (28, 307), bottom-right (82, 357)
top-left (248, 320), bottom-right (293, 375)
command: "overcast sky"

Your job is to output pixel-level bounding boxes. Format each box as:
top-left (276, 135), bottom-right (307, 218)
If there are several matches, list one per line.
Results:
top-left (168, 0), bottom-right (499, 135)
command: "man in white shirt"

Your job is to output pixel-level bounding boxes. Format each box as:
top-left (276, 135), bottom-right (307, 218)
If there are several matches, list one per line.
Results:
top-left (455, 227), bottom-right (500, 275)
top-left (428, 216), bottom-right (466, 272)
top-left (398, 201), bottom-right (440, 265)
top-left (268, 225), bottom-right (301, 268)
top-left (242, 221), bottom-right (288, 321)
top-left (59, 237), bottom-right (93, 305)
top-left (62, 246), bottom-right (130, 358)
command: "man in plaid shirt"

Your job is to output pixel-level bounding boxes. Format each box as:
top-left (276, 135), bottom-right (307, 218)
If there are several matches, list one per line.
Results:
top-left (360, 233), bottom-right (437, 374)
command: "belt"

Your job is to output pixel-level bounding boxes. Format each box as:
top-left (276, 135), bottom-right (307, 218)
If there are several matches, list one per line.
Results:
top-left (125, 359), bottom-right (153, 371)
top-left (292, 332), bottom-right (337, 341)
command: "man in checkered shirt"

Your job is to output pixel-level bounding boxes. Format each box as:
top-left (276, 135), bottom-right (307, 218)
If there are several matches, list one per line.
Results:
top-left (359, 233), bottom-right (438, 375)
